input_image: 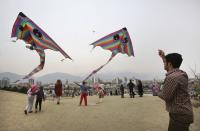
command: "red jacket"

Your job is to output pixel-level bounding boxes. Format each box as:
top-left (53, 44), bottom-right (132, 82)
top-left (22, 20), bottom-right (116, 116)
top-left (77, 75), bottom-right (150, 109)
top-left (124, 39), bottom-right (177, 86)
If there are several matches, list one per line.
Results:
top-left (55, 84), bottom-right (62, 96)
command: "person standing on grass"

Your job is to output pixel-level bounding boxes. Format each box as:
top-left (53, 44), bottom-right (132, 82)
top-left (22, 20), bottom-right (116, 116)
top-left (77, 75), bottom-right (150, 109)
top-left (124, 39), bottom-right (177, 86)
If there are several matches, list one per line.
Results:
top-left (55, 80), bottom-right (62, 104)
top-left (137, 79), bottom-right (143, 97)
top-left (127, 80), bottom-right (135, 98)
top-left (120, 84), bottom-right (125, 98)
top-left (75, 81), bottom-right (88, 106)
top-left (158, 49), bottom-right (193, 131)
top-left (97, 84), bottom-right (105, 103)
top-left (35, 86), bottom-right (45, 113)
top-left (24, 84), bottom-right (38, 115)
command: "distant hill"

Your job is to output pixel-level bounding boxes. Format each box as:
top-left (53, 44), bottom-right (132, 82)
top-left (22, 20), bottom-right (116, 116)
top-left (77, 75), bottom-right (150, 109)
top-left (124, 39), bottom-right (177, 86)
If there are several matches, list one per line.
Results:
top-left (0, 71), bottom-right (159, 84)
top-left (0, 72), bottom-right (82, 84)
top-left (36, 72), bottom-right (82, 84)
top-left (0, 72), bottom-right (23, 82)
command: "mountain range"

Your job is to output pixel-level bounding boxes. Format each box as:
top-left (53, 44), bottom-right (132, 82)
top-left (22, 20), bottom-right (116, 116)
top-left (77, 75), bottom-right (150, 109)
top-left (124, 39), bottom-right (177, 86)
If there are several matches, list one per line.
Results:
top-left (0, 72), bottom-right (159, 84)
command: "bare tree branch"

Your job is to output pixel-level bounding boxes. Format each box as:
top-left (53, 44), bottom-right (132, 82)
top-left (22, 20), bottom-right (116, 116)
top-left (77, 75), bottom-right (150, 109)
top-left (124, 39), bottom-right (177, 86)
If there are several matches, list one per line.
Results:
top-left (189, 66), bottom-right (200, 81)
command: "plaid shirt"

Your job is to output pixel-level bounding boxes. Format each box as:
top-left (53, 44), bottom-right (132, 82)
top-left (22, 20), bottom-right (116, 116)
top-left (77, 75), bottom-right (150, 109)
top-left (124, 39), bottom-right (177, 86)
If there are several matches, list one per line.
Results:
top-left (158, 69), bottom-right (193, 117)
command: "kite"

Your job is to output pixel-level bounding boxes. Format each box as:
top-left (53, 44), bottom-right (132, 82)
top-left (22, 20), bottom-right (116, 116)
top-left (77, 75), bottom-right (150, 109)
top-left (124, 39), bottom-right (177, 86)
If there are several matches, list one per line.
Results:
top-left (11, 12), bottom-right (72, 82)
top-left (83, 27), bottom-right (134, 81)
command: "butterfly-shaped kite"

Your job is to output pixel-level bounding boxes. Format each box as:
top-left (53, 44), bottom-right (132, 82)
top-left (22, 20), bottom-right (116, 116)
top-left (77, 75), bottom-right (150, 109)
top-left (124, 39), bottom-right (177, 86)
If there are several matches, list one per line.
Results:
top-left (84, 27), bottom-right (134, 81)
top-left (11, 12), bottom-right (72, 82)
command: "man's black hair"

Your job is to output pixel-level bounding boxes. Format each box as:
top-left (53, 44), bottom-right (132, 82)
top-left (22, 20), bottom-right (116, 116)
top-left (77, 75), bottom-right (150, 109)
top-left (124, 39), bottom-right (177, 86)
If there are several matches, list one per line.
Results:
top-left (82, 81), bottom-right (86, 85)
top-left (165, 53), bottom-right (183, 68)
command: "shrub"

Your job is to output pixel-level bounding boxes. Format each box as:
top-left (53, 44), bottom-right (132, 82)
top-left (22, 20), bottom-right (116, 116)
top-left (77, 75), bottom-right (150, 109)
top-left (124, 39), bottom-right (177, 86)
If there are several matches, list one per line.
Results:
top-left (18, 87), bottom-right (28, 94)
top-left (11, 87), bottom-right (18, 92)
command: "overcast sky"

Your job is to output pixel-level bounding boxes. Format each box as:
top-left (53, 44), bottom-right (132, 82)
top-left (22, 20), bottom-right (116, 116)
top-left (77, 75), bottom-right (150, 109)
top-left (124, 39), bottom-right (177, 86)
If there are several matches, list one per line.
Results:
top-left (0, 0), bottom-right (199, 79)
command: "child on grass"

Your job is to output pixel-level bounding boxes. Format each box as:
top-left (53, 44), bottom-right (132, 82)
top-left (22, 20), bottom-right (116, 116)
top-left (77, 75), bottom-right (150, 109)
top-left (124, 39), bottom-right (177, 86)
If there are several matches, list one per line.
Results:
top-left (35, 86), bottom-right (45, 113)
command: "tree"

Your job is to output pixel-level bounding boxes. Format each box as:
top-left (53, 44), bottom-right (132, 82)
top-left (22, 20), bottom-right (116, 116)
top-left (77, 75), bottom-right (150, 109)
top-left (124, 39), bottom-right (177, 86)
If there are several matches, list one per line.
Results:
top-left (190, 66), bottom-right (200, 100)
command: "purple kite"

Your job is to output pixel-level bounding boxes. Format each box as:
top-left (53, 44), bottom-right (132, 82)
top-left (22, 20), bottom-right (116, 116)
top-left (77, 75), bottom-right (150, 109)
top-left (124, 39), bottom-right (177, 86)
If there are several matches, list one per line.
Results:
top-left (11, 12), bottom-right (72, 82)
top-left (84, 27), bottom-right (134, 81)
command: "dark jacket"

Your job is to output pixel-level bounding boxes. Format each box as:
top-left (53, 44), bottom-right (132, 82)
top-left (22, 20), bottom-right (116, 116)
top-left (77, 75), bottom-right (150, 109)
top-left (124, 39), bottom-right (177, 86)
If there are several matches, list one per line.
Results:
top-left (120, 85), bottom-right (124, 93)
top-left (127, 82), bottom-right (135, 91)
top-left (36, 89), bottom-right (45, 100)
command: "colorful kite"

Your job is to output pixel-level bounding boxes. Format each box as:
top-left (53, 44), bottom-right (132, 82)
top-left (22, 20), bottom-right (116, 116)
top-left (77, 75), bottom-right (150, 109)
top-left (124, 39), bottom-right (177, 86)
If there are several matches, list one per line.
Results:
top-left (11, 12), bottom-right (72, 82)
top-left (84, 27), bottom-right (134, 81)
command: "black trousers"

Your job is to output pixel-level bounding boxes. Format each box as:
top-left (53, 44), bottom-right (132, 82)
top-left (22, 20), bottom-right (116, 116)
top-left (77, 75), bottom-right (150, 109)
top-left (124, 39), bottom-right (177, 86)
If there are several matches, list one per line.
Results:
top-left (121, 92), bottom-right (124, 98)
top-left (168, 113), bottom-right (193, 131)
top-left (35, 99), bottom-right (42, 111)
top-left (129, 90), bottom-right (134, 98)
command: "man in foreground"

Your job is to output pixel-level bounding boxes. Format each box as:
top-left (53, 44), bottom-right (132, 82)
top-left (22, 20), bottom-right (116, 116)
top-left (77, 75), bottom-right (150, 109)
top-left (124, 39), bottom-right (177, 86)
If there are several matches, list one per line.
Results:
top-left (158, 50), bottom-right (193, 131)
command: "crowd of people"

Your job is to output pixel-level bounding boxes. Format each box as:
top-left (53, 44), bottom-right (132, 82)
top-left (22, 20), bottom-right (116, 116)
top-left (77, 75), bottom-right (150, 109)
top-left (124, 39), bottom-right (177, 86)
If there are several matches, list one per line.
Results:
top-left (24, 79), bottom-right (63, 114)
top-left (24, 77), bottom-right (146, 115)
top-left (23, 50), bottom-right (194, 131)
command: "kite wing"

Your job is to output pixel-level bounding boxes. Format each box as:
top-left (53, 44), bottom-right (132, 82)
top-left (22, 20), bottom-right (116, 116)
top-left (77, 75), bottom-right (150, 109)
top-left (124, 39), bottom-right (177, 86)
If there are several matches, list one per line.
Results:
top-left (91, 27), bottom-right (134, 57)
top-left (11, 12), bottom-right (72, 81)
top-left (11, 12), bottom-right (72, 60)
top-left (84, 27), bottom-right (134, 81)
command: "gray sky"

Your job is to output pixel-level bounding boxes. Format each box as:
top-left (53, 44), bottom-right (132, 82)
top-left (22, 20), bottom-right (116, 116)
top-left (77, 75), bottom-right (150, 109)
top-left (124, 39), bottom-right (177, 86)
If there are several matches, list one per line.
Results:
top-left (0, 0), bottom-right (200, 79)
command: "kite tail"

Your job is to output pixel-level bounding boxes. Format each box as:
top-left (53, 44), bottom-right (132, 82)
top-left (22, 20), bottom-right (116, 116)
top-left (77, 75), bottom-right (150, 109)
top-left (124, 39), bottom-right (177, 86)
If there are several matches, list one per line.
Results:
top-left (14, 79), bottom-right (21, 83)
top-left (23, 49), bottom-right (45, 79)
top-left (15, 49), bottom-right (45, 82)
top-left (23, 63), bottom-right (44, 79)
top-left (83, 53), bottom-right (116, 82)
top-left (14, 63), bottom-right (44, 83)
top-left (13, 62), bottom-right (44, 83)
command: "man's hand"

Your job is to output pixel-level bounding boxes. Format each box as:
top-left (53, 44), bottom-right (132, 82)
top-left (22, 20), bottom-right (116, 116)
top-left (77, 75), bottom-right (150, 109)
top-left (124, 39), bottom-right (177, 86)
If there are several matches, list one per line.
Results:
top-left (158, 49), bottom-right (165, 58)
top-left (158, 49), bottom-right (167, 65)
